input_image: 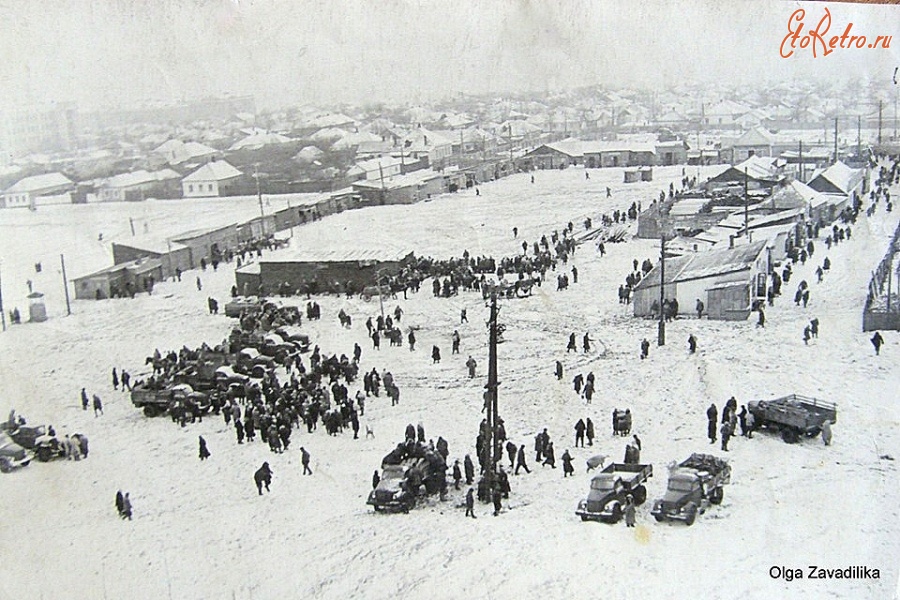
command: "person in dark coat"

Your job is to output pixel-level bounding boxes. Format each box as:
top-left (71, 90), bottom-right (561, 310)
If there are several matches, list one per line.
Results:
top-left (573, 373), bottom-right (583, 395)
top-left (235, 420), bottom-right (245, 444)
top-left (720, 422), bottom-right (733, 451)
top-left (115, 490), bottom-right (124, 517)
top-left (574, 419), bottom-right (586, 447)
top-left (372, 330), bottom-right (381, 350)
top-left (198, 436), bottom-right (210, 460)
top-left (373, 470), bottom-right (381, 489)
top-left (492, 488), bottom-right (503, 516)
top-left (624, 494), bottom-right (636, 527)
top-left (871, 331), bottom-right (884, 355)
top-left (582, 332), bottom-right (591, 353)
top-left (81, 388), bottom-right (89, 411)
top-left (534, 432), bottom-right (544, 462)
top-left (707, 403), bottom-right (718, 444)
top-left (688, 334), bottom-right (697, 354)
top-left (561, 449), bottom-right (574, 477)
top-left (453, 460), bottom-right (462, 490)
top-left (254, 462), bottom-right (273, 494)
top-left (92, 394), bottom-right (103, 416)
top-left (417, 423), bottom-right (426, 443)
top-left (505, 440), bottom-right (517, 469)
top-left (586, 418), bottom-right (595, 446)
top-left (463, 454), bottom-right (475, 485)
top-left (405, 423), bottom-right (416, 441)
top-left (555, 360), bottom-right (563, 380)
top-left (567, 333), bottom-right (577, 352)
top-left (112, 368), bottom-right (119, 390)
top-left (300, 447), bottom-right (312, 475)
top-left (408, 330), bottom-right (416, 351)
top-left (465, 487), bottom-right (477, 518)
top-left (515, 444), bottom-right (531, 474)
top-left (121, 493), bottom-right (133, 520)
top-left (640, 338), bottom-right (650, 360)
top-left (432, 345), bottom-right (441, 363)
top-left (542, 441), bottom-right (556, 468)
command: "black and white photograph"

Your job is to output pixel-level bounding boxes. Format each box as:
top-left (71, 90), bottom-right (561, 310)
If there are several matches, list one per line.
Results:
top-left (0, 1), bottom-right (898, 598)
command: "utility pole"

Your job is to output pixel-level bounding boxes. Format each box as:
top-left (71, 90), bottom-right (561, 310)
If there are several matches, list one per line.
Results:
top-left (0, 261), bottom-right (6, 331)
top-left (878, 100), bottom-right (883, 145)
top-left (129, 217), bottom-right (136, 236)
top-left (658, 232), bottom-right (666, 346)
top-left (255, 164), bottom-right (264, 219)
top-left (857, 115), bottom-right (861, 159)
top-left (833, 117), bottom-right (838, 164)
top-left (744, 167), bottom-right (749, 237)
top-left (798, 140), bottom-right (803, 182)
top-left (486, 293), bottom-right (500, 494)
top-left (60, 254), bottom-right (71, 316)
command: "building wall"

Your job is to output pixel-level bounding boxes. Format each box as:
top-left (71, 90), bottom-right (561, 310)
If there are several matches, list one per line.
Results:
top-left (258, 260), bottom-right (402, 295)
top-left (707, 283), bottom-right (752, 320)
top-left (183, 179), bottom-right (220, 197)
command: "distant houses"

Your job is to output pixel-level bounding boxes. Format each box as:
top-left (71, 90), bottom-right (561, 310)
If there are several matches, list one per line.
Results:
top-left (1, 172), bottom-right (74, 208)
top-left (99, 169), bottom-right (181, 202)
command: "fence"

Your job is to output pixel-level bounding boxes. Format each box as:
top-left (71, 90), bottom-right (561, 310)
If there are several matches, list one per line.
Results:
top-left (862, 220), bottom-right (900, 331)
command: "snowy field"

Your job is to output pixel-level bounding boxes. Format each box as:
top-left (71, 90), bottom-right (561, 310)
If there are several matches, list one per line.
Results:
top-left (1, 165), bottom-right (898, 600)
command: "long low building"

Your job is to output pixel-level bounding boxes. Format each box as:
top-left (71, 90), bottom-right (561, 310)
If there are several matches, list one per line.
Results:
top-left (633, 241), bottom-right (769, 321)
top-left (235, 247), bottom-right (414, 296)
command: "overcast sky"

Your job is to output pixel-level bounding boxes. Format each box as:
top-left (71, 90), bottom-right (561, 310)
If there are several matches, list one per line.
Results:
top-left (0, 0), bottom-right (897, 111)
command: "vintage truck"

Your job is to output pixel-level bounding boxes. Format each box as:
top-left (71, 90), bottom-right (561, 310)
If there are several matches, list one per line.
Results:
top-left (131, 381), bottom-right (198, 417)
top-left (748, 394), bottom-right (837, 444)
top-left (575, 462), bottom-right (653, 523)
top-left (367, 444), bottom-right (447, 513)
top-left (651, 454), bottom-right (731, 526)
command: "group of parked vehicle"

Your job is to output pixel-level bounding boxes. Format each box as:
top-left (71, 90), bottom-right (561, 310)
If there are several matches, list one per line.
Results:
top-left (0, 413), bottom-right (89, 474)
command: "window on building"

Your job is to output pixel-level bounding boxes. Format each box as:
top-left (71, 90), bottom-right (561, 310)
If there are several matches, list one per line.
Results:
top-left (188, 184), bottom-right (194, 192)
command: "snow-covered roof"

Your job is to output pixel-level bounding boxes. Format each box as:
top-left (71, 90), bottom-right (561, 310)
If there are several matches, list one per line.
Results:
top-left (229, 132), bottom-right (293, 151)
top-left (103, 169), bottom-right (181, 189)
top-left (263, 246), bottom-right (413, 264)
top-left (808, 161), bottom-right (864, 196)
top-left (182, 161), bottom-right (242, 183)
top-left (582, 141), bottom-right (656, 154)
top-left (153, 139), bottom-right (218, 165)
top-left (636, 241), bottom-right (767, 289)
top-left (3, 172), bottom-right (73, 194)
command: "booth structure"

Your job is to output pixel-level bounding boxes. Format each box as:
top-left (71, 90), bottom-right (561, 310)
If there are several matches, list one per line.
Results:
top-left (28, 292), bottom-right (47, 322)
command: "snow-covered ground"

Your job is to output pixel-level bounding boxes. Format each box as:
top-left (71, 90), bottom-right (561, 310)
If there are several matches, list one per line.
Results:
top-left (0, 165), bottom-right (898, 600)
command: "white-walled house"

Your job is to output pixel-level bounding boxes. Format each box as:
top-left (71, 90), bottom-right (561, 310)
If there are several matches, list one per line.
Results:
top-left (1, 172), bottom-right (74, 208)
top-left (182, 160), bottom-right (243, 198)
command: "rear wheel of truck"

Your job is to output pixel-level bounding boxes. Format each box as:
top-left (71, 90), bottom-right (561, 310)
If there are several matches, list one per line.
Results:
top-left (684, 504), bottom-right (697, 526)
top-left (782, 429), bottom-right (799, 444)
top-left (709, 486), bottom-right (724, 505)
top-left (37, 446), bottom-right (53, 462)
top-left (143, 405), bottom-right (158, 417)
top-left (653, 513), bottom-right (665, 522)
top-left (633, 485), bottom-right (647, 505)
top-left (580, 515), bottom-right (589, 522)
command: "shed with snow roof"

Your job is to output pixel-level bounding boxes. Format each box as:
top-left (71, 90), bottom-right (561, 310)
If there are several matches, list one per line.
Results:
top-left (632, 241), bottom-right (769, 321)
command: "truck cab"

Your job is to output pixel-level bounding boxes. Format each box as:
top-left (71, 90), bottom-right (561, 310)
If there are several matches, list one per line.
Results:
top-left (575, 463), bottom-right (651, 523)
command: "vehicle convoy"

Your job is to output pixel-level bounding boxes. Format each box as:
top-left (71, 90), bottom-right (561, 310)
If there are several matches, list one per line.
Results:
top-left (652, 454), bottom-right (731, 526)
top-left (367, 441), bottom-right (448, 513)
top-left (1, 423), bottom-right (87, 463)
top-left (748, 394), bottom-right (837, 444)
top-left (0, 433), bottom-right (31, 472)
top-left (575, 462), bottom-right (653, 522)
top-left (131, 381), bottom-right (204, 417)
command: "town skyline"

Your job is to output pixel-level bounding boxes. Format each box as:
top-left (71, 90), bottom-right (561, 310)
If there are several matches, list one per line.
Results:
top-left (1, 0), bottom-right (897, 112)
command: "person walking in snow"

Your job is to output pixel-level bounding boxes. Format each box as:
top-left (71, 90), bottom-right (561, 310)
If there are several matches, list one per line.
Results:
top-left (453, 460), bottom-right (462, 490)
top-left (574, 419), bottom-right (586, 447)
top-left (465, 487), bottom-right (477, 518)
top-left (300, 447), bottom-right (312, 475)
top-left (624, 494), bottom-right (636, 527)
top-left (803, 325), bottom-right (811, 345)
top-left (707, 403), bottom-right (718, 444)
top-left (688, 334), bottom-right (697, 354)
top-left (121, 493), bottom-right (133, 520)
top-left (235, 419), bottom-right (245, 444)
top-left (515, 444), bottom-right (531, 474)
top-left (432, 345), bottom-right (441, 364)
top-left (115, 490), bottom-right (124, 518)
top-left (112, 368), bottom-right (119, 390)
top-left (505, 440), bottom-right (517, 469)
top-left (567, 333), bottom-right (577, 353)
top-left (466, 356), bottom-right (477, 378)
top-left (562, 449), bottom-right (574, 477)
top-left (92, 394), bottom-right (103, 416)
top-left (464, 454), bottom-right (475, 485)
top-left (81, 388), bottom-right (89, 411)
top-left (555, 360), bottom-right (563, 381)
top-left (451, 330), bottom-right (461, 354)
top-left (586, 418), bottom-right (595, 446)
top-left (720, 421), bottom-right (733, 451)
top-left (542, 442), bottom-right (556, 468)
top-left (198, 436), bottom-right (210, 460)
top-left (640, 338), bottom-right (650, 360)
top-left (372, 470), bottom-right (380, 489)
top-left (871, 331), bottom-right (884, 355)
top-left (254, 462), bottom-right (273, 495)
top-left (582, 332), bottom-right (591, 353)
top-left (821, 420), bottom-right (833, 446)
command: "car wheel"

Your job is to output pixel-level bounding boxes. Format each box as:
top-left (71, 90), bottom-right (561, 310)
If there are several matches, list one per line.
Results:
top-left (0, 458), bottom-right (11, 473)
top-left (37, 447), bottom-right (52, 462)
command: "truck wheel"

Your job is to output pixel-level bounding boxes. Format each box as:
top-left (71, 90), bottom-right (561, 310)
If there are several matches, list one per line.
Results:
top-left (633, 485), bottom-right (647, 505)
top-left (709, 487), bottom-right (724, 505)
top-left (609, 502), bottom-right (623, 523)
top-left (373, 506), bottom-right (382, 513)
top-left (143, 405), bottom-right (158, 417)
top-left (37, 446), bottom-right (52, 462)
top-left (684, 504), bottom-right (697, 526)
top-left (580, 515), bottom-right (589, 522)
top-left (0, 458), bottom-right (11, 473)
top-left (782, 429), bottom-right (799, 444)
top-left (653, 513), bottom-right (665, 522)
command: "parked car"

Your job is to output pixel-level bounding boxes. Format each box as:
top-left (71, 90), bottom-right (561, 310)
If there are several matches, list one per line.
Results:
top-left (0, 432), bottom-right (31, 472)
